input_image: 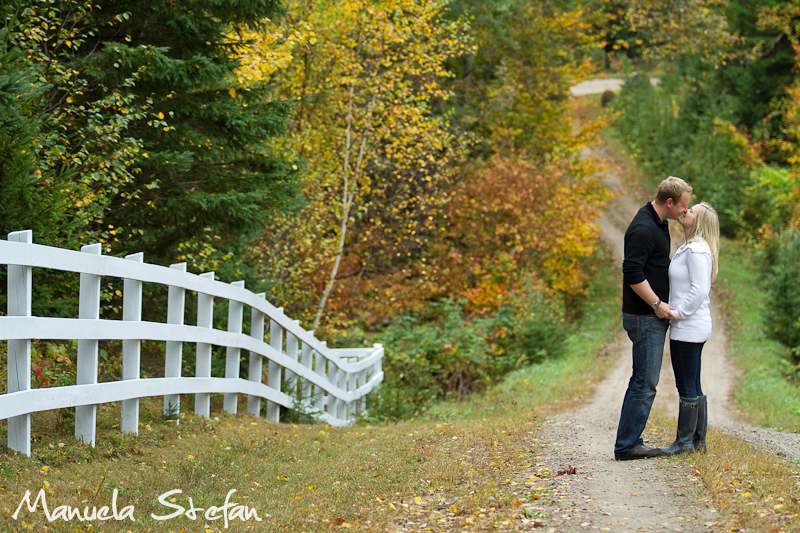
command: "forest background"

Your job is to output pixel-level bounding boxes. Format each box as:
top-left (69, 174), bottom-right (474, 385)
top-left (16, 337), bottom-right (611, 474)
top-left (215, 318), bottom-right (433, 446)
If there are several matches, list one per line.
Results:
top-left (1, 0), bottom-right (799, 421)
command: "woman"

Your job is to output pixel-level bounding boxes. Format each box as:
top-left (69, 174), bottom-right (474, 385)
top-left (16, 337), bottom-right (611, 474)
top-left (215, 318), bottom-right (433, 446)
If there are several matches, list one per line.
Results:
top-left (659, 202), bottom-right (719, 455)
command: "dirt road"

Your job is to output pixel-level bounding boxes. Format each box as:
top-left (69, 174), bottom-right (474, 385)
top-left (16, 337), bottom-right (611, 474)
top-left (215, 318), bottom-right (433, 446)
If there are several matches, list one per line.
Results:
top-left (516, 144), bottom-right (800, 532)
top-left (514, 146), bottom-right (725, 532)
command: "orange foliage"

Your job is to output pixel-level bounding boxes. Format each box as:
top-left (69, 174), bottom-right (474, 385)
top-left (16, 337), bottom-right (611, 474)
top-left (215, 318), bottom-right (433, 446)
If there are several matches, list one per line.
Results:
top-left (438, 154), bottom-right (610, 299)
top-left (321, 152), bottom-right (610, 327)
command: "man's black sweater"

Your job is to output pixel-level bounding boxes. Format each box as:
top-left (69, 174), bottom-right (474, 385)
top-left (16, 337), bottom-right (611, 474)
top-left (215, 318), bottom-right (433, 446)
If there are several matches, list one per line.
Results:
top-left (622, 202), bottom-right (671, 315)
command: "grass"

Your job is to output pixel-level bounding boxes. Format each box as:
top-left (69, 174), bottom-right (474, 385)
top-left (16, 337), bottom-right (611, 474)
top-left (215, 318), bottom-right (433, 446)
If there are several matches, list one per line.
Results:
top-left (716, 238), bottom-right (800, 431)
top-left (692, 429), bottom-right (800, 531)
top-left (647, 413), bottom-right (800, 532)
top-left (0, 255), bottom-right (622, 532)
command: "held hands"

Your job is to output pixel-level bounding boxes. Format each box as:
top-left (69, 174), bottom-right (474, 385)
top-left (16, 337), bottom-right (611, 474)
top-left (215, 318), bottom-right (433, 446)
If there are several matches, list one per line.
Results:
top-left (655, 301), bottom-right (677, 321)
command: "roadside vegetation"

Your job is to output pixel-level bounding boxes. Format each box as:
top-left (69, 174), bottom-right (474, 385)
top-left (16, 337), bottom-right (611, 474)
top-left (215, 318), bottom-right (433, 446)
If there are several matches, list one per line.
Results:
top-left (716, 240), bottom-right (800, 431)
top-left (0, 254), bottom-right (621, 532)
top-left (3, 0), bottom-right (800, 531)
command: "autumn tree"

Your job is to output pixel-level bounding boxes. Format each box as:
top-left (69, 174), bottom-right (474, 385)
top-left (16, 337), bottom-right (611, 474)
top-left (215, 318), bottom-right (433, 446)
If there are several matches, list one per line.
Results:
top-left (439, 156), bottom-right (608, 303)
top-left (239, 0), bottom-right (471, 329)
top-left (443, 0), bottom-right (598, 156)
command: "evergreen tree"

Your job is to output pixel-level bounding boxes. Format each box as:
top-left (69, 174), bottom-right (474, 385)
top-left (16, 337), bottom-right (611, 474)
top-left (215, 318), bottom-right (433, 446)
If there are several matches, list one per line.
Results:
top-left (76, 0), bottom-right (300, 272)
top-left (725, 0), bottom-right (795, 135)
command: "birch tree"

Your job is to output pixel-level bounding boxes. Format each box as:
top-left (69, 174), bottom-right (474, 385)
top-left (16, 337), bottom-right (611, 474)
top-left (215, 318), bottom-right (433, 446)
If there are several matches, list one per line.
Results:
top-left (238, 0), bottom-right (471, 330)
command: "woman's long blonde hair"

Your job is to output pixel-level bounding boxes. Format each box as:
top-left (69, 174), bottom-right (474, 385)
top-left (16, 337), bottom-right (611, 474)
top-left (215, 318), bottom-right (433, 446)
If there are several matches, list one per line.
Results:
top-left (687, 202), bottom-right (720, 281)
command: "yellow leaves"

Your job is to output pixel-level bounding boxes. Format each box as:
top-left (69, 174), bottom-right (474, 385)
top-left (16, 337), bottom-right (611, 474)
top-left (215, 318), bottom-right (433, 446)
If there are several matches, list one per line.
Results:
top-left (228, 87), bottom-right (237, 98)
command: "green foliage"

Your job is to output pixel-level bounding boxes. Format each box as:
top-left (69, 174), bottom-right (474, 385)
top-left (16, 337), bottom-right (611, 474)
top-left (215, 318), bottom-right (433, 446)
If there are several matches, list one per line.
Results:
top-left (498, 286), bottom-right (568, 363)
top-left (725, 0), bottom-right (795, 132)
top-left (0, 1), bottom-right (158, 315)
top-left (364, 276), bottom-right (570, 421)
top-left (1, 0), bottom-right (300, 301)
top-left (763, 229), bottom-right (800, 360)
top-left (742, 165), bottom-right (797, 229)
top-left (609, 70), bottom-right (760, 235)
top-left (75, 0), bottom-right (300, 268)
top-left (718, 239), bottom-right (800, 430)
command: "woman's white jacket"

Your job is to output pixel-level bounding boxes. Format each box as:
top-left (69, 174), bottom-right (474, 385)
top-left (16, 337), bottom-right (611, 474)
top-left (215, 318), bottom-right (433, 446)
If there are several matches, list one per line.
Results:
top-left (668, 240), bottom-right (713, 343)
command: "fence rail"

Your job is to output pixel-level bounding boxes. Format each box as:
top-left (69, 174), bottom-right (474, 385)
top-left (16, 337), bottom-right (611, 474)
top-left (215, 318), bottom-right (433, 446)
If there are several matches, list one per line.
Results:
top-left (1, 230), bottom-right (383, 456)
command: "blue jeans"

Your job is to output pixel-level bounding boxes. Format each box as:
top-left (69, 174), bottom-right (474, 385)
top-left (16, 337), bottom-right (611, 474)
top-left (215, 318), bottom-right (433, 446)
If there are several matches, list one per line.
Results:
top-left (669, 339), bottom-right (704, 398)
top-left (615, 313), bottom-right (669, 454)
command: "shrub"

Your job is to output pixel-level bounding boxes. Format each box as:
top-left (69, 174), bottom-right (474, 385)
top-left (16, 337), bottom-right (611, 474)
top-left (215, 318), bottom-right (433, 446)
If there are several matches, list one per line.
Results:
top-left (364, 285), bottom-right (568, 421)
top-left (763, 228), bottom-right (800, 361)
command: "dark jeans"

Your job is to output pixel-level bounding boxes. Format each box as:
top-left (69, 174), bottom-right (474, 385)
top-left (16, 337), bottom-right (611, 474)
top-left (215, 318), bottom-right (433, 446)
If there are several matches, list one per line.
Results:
top-left (615, 313), bottom-right (669, 454)
top-left (669, 339), bottom-right (704, 399)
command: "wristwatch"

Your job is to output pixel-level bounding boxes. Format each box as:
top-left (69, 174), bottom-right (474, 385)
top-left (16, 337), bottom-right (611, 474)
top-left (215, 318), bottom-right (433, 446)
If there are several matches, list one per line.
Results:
top-left (651, 299), bottom-right (661, 310)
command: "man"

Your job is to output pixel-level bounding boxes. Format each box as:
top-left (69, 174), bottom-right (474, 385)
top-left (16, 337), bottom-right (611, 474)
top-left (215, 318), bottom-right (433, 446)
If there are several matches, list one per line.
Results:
top-left (614, 176), bottom-right (692, 461)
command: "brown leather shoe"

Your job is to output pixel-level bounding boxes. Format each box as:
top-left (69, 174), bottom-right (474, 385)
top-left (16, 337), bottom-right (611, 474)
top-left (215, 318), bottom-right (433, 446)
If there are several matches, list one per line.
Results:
top-left (614, 445), bottom-right (663, 461)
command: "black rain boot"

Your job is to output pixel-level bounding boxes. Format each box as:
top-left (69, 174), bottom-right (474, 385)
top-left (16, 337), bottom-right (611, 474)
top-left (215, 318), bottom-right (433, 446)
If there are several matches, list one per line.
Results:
top-left (693, 395), bottom-right (707, 452)
top-left (659, 397), bottom-right (699, 455)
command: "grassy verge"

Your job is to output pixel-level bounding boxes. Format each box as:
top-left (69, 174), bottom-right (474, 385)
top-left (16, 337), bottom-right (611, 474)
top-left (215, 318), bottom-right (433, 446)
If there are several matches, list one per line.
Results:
top-left (646, 412), bottom-right (800, 532)
top-left (716, 238), bottom-right (800, 431)
top-left (693, 429), bottom-right (800, 530)
top-left (0, 254), bottom-right (621, 532)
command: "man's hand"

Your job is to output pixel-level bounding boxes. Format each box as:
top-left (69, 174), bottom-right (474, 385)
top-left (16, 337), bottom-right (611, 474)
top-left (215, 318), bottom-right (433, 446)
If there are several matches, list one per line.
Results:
top-left (655, 301), bottom-right (677, 321)
top-left (629, 280), bottom-right (676, 320)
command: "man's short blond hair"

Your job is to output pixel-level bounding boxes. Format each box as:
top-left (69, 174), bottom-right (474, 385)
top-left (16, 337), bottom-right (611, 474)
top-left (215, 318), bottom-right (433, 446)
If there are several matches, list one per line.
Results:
top-left (655, 176), bottom-right (692, 204)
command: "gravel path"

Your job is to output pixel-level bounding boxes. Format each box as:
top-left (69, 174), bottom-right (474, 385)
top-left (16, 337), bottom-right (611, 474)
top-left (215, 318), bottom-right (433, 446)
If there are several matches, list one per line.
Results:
top-left (513, 143), bottom-right (800, 532)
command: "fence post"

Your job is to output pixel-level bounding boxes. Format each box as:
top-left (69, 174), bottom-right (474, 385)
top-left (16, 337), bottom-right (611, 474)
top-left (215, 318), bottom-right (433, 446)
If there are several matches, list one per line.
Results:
top-left (300, 343), bottom-right (313, 402)
top-left (248, 293), bottom-right (266, 417)
top-left (7, 230), bottom-right (33, 456)
top-left (75, 243), bottom-right (102, 447)
top-left (327, 362), bottom-right (340, 420)
top-left (356, 366), bottom-right (367, 418)
top-left (285, 323), bottom-right (299, 398)
top-left (336, 366), bottom-right (348, 421)
top-left (345, 362), bottom-right (355, 420)
top-left (121, 252), bottom-right (144, 434)
top-left (164, 263), bottom-right (187, 418)
top-left (267, 313), bottom-right (284, 423)
top-left (195, 272), bottom-right (215, 418)
top-left (313, 341), bottom-right (326, 412)
top-left (224, 281), bottom-right (245, 414)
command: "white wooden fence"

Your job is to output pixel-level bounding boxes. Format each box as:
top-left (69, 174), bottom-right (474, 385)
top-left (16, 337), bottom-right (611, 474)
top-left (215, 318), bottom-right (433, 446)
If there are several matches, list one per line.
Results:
top-left (1, 230), bottom-right (383, 456)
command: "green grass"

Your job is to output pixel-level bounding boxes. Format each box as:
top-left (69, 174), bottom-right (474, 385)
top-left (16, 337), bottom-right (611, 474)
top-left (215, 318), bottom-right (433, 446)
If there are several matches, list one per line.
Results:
top-left (716, 238), bottom-right (800, 431)
top-left (0, 252), bottom-right (623, 532)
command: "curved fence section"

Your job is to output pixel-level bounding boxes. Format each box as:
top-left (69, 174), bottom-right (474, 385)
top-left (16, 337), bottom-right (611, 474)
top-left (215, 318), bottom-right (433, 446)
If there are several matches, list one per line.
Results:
top-left (1, 230), bottom-right (383, 456)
